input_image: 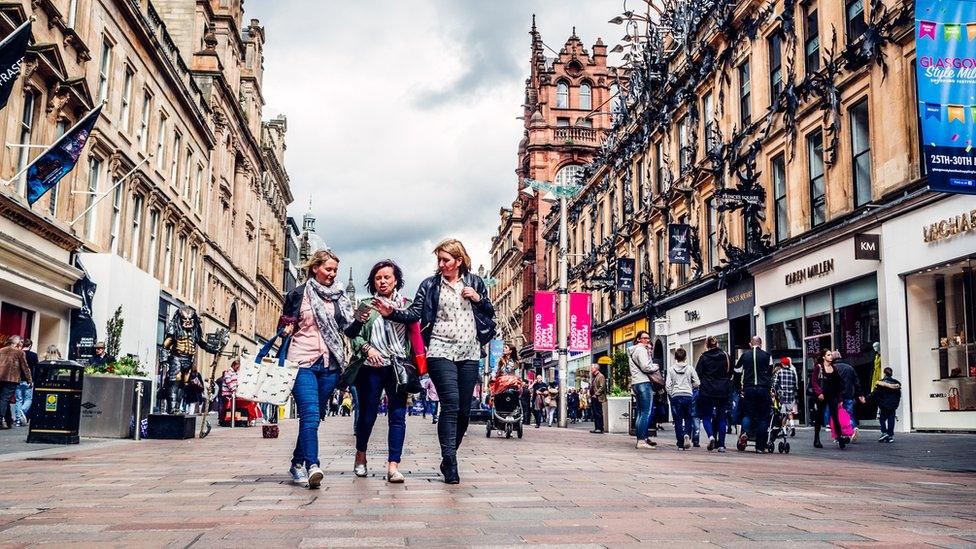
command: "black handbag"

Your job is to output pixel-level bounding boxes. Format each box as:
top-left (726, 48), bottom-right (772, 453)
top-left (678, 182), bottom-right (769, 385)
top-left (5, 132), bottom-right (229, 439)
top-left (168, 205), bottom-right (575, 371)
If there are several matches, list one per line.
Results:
top-left (391, 356), bottom-right (422, 394)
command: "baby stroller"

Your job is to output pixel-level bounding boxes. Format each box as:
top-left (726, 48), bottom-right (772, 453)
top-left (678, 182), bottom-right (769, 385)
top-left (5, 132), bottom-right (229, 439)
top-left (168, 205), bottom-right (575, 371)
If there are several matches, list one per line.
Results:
top-left (768, 399), bottom-right (791, 454)
top-left (486, 387), bottom-right (524, 439)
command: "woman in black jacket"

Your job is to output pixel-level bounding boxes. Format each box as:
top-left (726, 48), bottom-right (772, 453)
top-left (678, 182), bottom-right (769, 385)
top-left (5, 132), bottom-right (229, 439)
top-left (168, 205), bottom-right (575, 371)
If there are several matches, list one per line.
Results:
top-left (694, 336), bottom-right (732, 452)
top-left (374, 238), bottom-right (495, 484)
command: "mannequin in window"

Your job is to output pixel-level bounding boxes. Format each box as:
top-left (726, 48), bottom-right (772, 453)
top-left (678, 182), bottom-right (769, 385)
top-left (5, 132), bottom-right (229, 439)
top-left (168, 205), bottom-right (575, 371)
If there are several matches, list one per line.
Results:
top-left (870, 342), bottom-right (882, 390)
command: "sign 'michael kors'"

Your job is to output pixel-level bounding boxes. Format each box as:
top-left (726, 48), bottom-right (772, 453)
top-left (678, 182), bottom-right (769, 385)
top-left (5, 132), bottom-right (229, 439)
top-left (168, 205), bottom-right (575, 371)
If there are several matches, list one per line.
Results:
top-left (785, 259), bottom-right (835, 286)
top-left (922, 208), bottom-right (976, 242)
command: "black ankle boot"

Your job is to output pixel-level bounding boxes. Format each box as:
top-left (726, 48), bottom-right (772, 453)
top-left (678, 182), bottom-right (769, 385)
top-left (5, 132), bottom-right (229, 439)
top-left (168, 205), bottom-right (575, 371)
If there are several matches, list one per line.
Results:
top-left (814, 427), bottom-right (823, 448)
top-left (440, 456), bottom-right (459, 484)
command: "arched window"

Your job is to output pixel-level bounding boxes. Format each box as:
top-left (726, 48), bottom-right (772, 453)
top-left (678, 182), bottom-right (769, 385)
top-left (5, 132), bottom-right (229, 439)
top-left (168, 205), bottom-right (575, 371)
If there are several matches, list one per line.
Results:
top-left (555, 164), bottom-right (583, 188)
top-left (579, 82), bottom-right (592, 110)
top-left (556, 81), bottom-right (569, 108)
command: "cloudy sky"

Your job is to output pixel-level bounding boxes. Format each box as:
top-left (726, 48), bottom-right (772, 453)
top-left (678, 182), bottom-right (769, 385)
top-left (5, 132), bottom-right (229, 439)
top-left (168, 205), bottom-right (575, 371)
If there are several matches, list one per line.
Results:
top-left (249, 0), bottom-right (622, 295)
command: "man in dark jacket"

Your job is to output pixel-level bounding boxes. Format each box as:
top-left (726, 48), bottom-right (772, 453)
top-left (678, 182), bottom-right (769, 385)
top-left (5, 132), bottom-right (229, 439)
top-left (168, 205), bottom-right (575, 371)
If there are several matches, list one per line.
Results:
top-left (589, 364), bottom-right (607, 434)
top-left (695, 336), bottom-right (733, 451)
top-left (735, 336), bottom-right (773, 453)
top-left (826, 352), bottom-right (865, 443)
top-left (867, 367), bottom-right (901, 442)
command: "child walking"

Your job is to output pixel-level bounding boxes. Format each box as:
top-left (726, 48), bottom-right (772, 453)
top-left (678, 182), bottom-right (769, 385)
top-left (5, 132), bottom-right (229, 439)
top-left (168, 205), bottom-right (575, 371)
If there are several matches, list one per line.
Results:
top-left (867, 367), bottom-right (902, 442)
top-left (666, 348), bottom-right (700, 450)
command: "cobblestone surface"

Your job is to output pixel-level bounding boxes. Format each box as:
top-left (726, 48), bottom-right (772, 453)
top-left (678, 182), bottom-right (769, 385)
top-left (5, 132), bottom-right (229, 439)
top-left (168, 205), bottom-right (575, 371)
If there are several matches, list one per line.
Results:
top-left (0, 416), bottom-right (974, 548)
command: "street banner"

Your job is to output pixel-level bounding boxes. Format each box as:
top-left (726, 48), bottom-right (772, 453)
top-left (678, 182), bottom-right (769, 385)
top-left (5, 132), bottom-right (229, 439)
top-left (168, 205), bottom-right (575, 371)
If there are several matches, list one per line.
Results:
top-left (26, 105), bottom-right (102, 205)
top-left (68, 257), bottom-right (97, 361)
top-left (668, 223), bottom-right (692, 264)
top-left (533, 291), bottom-right (556, 351)
top-left (916, 0), bottom-right (976, 194)
top-left (616, 257), bottom-right (635, 291)
top-left (0, 19), bottom-right (31, 111)
top-left (568, 292), bottom-right (592, 353)
top-left (487, 339), bottom-right (504, 372)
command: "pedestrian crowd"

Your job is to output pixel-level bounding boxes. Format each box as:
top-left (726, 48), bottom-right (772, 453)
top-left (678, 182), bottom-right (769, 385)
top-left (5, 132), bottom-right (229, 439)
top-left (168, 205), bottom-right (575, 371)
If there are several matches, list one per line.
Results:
top-left (617, 331), bottom-right (902, 453)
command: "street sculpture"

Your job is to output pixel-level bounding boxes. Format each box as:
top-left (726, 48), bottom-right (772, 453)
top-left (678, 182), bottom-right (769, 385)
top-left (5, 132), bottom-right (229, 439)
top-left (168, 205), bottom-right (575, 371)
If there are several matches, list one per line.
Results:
top-left (160, 306), bottom-right (227, 414)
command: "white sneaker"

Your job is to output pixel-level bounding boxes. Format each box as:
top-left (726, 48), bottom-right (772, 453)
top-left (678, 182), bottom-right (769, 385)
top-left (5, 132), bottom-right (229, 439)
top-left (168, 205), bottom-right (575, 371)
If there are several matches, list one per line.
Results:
top-left (636, 440), bottom-right (656, 450)
top-left (289, 464), bottom-right (308, 485)
top-left (307, 465), bottom-right (324, 489)
top-left (683, 435), bottom-right (692, 449)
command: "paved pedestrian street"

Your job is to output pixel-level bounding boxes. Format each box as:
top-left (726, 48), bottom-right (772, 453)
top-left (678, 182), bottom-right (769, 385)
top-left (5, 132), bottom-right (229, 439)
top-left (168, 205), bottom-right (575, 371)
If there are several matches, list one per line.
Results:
top-left (0, 417), bottom-right (974, 548)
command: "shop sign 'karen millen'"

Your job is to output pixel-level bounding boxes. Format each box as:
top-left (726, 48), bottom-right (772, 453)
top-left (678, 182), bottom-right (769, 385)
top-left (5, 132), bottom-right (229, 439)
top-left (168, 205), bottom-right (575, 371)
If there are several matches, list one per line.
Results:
top-left (922, 209), bottom-right (976, 243)
top-left (785, 259), bottom-right (835, 286)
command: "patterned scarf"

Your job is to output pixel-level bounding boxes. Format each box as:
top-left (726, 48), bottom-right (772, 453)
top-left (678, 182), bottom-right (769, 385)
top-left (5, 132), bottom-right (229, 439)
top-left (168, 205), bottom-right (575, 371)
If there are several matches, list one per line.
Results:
top-left (305, 278), bottom-right (354, 368)
top-left (370, 292), bottom-right (408, 362)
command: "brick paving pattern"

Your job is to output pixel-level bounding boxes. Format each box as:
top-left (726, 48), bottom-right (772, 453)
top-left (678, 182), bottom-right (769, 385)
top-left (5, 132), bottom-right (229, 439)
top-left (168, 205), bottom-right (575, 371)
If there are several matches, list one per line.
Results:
top-left (0, 416), bottom-right (974, 548)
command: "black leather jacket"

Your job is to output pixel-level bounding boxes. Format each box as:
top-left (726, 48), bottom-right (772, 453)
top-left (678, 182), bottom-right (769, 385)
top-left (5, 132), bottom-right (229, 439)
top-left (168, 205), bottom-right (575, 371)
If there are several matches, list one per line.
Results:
top-left (386, 272), bottom-right (496, 349)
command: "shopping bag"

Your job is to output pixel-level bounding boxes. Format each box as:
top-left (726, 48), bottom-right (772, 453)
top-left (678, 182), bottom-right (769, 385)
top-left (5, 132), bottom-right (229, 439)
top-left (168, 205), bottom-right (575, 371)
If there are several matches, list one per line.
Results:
top-left (829, 403), bottom-right (855, 438)
top-left (236, 330), bottom-right (298, 406)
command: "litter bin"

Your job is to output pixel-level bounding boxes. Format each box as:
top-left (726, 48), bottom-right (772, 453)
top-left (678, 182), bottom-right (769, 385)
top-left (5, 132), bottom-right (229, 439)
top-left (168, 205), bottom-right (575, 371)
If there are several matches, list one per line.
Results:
top-left (27, 360), bottom-right (84, 444)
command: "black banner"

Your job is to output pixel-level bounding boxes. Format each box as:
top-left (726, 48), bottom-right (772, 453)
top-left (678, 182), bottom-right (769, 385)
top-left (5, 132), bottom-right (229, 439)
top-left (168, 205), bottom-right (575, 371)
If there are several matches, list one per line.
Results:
top-left (0, 20), bottom-right (32, 111)
top-left (616, 257), bottom-right (635, 292)
top-left (68, 258), bottom-right (97, 361)
top-left (668, 224), bottom-right (691, 265)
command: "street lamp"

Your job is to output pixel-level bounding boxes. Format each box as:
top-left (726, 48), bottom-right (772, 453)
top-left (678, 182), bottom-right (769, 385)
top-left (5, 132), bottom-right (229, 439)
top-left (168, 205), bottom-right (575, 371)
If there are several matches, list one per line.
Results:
top-left (521, 177), bottom-right (583, 428)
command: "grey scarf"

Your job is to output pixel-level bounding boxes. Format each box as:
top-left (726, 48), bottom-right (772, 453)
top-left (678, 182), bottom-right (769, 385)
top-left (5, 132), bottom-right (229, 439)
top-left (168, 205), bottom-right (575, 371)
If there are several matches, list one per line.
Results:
top-left (305, 278), bottom-right (354, 368)
top-left (369, 292), bottom-right (408, 364)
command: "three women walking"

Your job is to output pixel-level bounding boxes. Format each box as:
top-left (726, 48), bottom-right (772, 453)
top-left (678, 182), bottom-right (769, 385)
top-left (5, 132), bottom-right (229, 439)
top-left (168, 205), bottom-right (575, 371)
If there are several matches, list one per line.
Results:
top-left (279, 239), bottom-right (496, 489)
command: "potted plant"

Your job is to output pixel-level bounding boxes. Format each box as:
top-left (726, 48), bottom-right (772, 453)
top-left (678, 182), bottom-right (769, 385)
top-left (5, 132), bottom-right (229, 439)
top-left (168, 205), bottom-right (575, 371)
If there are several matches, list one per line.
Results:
top-left (606, 349), bottom-right (632, 433)
top-left (79, 307), bottom-right (153, 438)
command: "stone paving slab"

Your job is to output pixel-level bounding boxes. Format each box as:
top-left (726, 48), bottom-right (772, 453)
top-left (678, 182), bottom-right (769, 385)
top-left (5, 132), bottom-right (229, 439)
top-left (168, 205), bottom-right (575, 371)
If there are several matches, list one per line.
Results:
top-left (0, 416), bottom-right (974, 547)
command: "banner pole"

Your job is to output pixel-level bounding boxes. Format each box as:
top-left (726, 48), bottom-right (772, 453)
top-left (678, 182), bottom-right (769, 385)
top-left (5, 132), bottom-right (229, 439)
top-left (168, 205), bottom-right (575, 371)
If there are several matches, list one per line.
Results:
top-left (68, 155), bottom-right (151, 226)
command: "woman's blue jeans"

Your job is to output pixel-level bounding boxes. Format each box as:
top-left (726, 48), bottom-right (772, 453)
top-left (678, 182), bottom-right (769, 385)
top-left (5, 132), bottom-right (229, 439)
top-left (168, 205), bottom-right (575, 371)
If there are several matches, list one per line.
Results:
top-left (291, 360), bottom-right (340, 468)
top-left (633, 382), bottom-right (654, 440)
top-left (697, 394), bottom-right (729, 448)
top-left (354, 365), bottom-right (407, 463)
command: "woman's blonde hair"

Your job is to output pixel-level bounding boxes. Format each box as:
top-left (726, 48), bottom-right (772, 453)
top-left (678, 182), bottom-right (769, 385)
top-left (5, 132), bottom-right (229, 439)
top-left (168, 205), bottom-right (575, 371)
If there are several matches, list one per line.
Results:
top-left (303, 249), bottom-right (340, 280)
top-left (433, 238), bottom-right (471, 274)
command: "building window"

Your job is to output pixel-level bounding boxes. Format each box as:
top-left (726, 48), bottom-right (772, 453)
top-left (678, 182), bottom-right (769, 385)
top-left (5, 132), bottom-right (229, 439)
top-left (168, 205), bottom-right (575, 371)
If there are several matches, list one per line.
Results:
top-left (182, 149), bottom-right (192, 197)
top-left (170, 132), bottom-right (182, 185)
top-left (808, 131), bottom-right (826, 227)
top-left (148, 210), bottom-right (159, 276)
top-left (769, 34), bottom-right (783, 101)
top-left (636, 159), bottom-right (645, 206)
top-left (15, 91), bottom-right (36, 195)
top-left (739, 59), bottom-right (751, 126)
top-left (109, 176), bottom-right (124, 254)
top-left (189, 245), bottom-right (198, 299)
top-left (707, 198), bottom-right (718, 270)
top-left (85, 157), bottom-right (101, 242)
top-left (702, 91), bottom-right (715, 149)
top-left (656, 231), bottom-right (666, 292)
top-left (678, 115), bottom-right (690, 175)
top-left (846, 0), bottom-right (866, 44)
top-left (655, 141), bottom-right (668, 194)
top-left (48, 119), bottom-right (68, 216)
top-left (556, 81), bottom-right (569, 108)
top-left (805, 7), bottom-right (820, 75)
top-left (577, 118), bottom-right (593, 128)
top-left (554, 164), bottom-right (583, 188)
top-left (162, 222), bottom-right (173, 287)
top-left (579, 82), bottom-right (592, 110)
top-left (772, 153), bottom-right (788, 242)
top-left (120, 68), bottom-right (133, 132)
top-left (194, 165), bottom-right (204, 211)
top-left (66, 0), bottom-right (78, 28)
top-left (155, 112), bottom-right (167, 170)
top-left (138, 92), bottom-right (151, 151)
top-left (177, 235), bottom-right (187, 294)
top-left (556, 117), bottom-right (570, 127)
top-left (130, 195), bottom-right (143, 266)
top-left (97, 40), bottom-right (113, 104)
top-left (850, 99), bottom-right (872, 207)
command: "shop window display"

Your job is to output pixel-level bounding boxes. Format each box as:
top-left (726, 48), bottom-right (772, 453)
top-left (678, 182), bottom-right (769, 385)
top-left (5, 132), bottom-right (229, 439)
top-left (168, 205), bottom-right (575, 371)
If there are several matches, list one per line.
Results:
top-left (0, 303), bottom-right (34, 345)
top-left (906, 258), bottom-right (976, 415)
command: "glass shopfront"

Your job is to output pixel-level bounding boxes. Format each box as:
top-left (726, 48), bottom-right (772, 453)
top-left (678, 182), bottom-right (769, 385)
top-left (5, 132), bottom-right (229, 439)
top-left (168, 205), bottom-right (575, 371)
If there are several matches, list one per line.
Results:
top-left (764, 274), bottom-right (881, 424)
top-left (905, 256), bottom-right (976, 427)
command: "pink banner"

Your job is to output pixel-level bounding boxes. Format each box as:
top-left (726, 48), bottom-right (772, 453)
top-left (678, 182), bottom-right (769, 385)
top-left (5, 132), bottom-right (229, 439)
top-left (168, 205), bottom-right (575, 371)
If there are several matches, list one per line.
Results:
top-left (533, 291), bottom-right (557, 351)
top-left (568, 292), bottom-right (592, 353)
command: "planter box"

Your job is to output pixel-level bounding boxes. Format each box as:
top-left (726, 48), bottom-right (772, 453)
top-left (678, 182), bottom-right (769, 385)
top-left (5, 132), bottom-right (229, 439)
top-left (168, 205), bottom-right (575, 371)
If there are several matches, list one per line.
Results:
top-left (607, 396), bottom-right (631, 434)
top-left (79, 375), bottom-right (152, 438)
